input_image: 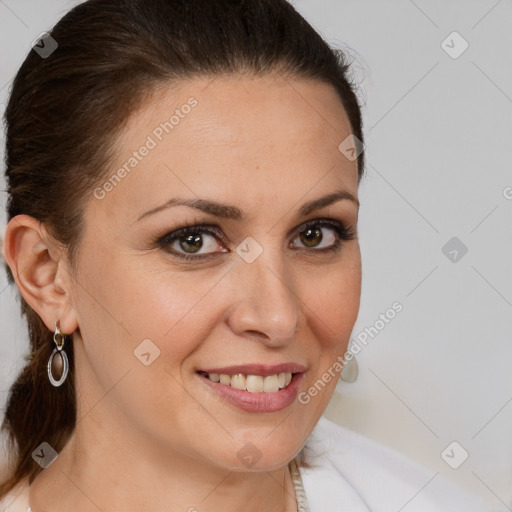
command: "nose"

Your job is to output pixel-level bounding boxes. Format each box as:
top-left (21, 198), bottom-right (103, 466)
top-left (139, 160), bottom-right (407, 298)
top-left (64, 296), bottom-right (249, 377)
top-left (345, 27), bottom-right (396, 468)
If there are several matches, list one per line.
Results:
top-left (226, 248), bottom-right (300, 347)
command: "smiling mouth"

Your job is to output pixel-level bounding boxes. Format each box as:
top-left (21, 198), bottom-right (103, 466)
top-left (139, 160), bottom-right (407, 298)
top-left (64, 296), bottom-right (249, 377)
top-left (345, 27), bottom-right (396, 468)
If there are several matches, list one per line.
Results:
top-left (197, 371), bottom-right (295, 393)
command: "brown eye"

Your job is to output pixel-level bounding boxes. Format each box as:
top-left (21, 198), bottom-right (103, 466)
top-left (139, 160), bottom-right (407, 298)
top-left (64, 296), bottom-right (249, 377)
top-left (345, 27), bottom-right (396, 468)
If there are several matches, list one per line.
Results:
top-left (299, 227), bottom-right (324, 248)
top-left (291, 219), bottom-right (356, 253)
top-left (157, 225), bottom-right (229, 260)
top-left (179, 233), bottom-right (204, 254)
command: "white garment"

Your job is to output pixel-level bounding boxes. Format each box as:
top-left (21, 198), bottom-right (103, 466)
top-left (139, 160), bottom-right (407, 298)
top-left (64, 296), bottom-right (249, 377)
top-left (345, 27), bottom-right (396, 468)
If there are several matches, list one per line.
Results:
top-left (0, 416), bottom-right (493, 512)
top-left (299, 416), bottom-right (493, 511)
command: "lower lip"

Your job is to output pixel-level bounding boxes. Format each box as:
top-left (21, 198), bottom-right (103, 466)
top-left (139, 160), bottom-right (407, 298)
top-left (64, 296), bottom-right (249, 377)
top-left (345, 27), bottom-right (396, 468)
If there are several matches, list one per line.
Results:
top-left (197, 372), bottom-right (305, 413)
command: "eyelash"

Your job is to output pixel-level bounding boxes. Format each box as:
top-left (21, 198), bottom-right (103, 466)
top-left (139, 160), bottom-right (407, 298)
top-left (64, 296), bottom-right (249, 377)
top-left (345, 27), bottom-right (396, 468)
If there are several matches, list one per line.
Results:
top-left (155, 218), bottom-right (356, 261)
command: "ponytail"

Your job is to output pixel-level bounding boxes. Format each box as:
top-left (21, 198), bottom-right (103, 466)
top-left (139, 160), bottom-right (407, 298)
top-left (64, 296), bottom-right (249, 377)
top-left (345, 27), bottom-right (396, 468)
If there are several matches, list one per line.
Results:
top-left (0, 302), bottom-right (76, 496)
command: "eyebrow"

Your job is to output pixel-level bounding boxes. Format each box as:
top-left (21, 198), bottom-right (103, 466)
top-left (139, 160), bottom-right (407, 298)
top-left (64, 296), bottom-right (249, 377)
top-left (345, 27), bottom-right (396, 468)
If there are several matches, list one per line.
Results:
top-left (135, 189), bottom-right (359, 223)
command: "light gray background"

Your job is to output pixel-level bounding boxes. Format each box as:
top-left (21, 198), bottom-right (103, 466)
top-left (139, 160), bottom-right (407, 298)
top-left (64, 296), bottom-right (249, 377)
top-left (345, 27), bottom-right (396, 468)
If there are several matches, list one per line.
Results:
top-left (0, 0), bottom-right (511, 509)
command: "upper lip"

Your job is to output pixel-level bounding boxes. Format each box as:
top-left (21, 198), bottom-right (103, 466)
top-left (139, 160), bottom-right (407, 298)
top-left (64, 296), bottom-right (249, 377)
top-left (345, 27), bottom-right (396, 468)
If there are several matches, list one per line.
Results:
top-left (198, 363), bottom-right (306, 376)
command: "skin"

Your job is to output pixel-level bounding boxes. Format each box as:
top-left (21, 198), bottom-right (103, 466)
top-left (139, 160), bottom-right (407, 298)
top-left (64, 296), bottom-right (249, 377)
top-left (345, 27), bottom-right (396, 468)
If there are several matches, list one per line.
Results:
top-left (4, 74), bottom-right (362, 512)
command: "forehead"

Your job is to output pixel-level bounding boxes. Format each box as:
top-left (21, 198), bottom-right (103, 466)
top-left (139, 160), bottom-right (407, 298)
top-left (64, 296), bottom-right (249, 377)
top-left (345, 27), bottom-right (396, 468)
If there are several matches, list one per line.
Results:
top-left (92, 74), bottom-right (358, 224)
top-left (135, 74), bottom-right (351, 141)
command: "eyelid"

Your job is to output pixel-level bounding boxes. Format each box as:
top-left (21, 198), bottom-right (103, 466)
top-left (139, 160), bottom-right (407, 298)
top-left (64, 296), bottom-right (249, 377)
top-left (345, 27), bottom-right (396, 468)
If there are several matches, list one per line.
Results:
top-left (157, 224), bottom-right (222, 245)
top-left (290, 218), bottom-right (356, 249)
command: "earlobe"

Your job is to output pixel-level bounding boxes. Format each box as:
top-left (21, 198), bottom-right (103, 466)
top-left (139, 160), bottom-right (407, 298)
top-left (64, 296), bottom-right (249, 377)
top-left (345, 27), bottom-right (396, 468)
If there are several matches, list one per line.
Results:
top-left (3, 214), bottom-right (78, 335)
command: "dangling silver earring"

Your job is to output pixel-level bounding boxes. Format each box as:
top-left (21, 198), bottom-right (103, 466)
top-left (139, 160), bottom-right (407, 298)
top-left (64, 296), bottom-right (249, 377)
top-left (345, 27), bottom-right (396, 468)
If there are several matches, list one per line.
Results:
top-left (340, 356), bottom-right (358, 383)
top-left (47, 321), bottom-right (69, 387)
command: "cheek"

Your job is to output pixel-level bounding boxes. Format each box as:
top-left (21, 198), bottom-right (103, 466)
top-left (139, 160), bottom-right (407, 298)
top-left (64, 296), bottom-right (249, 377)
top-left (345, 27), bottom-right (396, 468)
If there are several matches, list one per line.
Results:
top-left (69, 252), bottom-right (224, 428)
top-left (73, 250), bottom-right (232, 372)
top-left (300, 255), bottom-right (362, 350)
top-left (293, 257), bottom-right (361, 425)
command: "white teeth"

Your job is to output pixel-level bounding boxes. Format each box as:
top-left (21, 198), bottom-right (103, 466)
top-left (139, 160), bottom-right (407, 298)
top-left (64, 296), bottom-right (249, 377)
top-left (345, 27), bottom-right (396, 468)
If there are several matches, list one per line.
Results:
top-left (230, 374), bottom-right (246, 390)
top-left (205, 372), bottom-right (293, 392)
top-left (263, 375), bottom-right (279, 393)
top-left (219, 374), bottom-right (231, 385)
top-left (246, 375), bottom-right (264, 392)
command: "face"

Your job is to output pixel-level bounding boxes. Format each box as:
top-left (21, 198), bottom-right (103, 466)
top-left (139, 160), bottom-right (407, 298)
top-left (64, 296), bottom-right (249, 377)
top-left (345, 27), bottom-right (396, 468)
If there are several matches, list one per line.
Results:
top-left (69, 74), bottom-right (361, 471)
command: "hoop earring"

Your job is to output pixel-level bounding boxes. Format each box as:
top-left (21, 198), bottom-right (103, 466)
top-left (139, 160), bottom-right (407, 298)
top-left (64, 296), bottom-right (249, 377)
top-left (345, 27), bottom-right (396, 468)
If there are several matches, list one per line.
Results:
top-left (340, 356), bottom-right (358, 383)
top-left (47, 321), bottom-right (69, 387)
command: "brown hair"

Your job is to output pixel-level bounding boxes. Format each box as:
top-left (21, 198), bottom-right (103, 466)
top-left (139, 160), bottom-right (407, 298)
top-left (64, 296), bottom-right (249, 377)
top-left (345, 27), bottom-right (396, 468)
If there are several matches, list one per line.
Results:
top-left (0, 0), bottom-right (365, 498)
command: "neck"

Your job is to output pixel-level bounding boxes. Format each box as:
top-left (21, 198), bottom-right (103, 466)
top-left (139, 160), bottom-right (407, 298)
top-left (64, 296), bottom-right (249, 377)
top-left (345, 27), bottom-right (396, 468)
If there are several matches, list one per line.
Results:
top-left (27, 412), bottom-right (299, 512)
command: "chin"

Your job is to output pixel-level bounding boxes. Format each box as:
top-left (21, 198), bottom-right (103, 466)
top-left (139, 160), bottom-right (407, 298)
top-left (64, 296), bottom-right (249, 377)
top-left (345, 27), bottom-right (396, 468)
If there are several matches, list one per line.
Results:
top-left (210, 439), bottom-right (303, 473)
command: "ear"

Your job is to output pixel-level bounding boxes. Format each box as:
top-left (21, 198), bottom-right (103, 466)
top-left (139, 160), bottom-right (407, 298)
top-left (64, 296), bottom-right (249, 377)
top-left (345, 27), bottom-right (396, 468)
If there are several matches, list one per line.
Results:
top-left (3, 214), bottom-right (78, 336)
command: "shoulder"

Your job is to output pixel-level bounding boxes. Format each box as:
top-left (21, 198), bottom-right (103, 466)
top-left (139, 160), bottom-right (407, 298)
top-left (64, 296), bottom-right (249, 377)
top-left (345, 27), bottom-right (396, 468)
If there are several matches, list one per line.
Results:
top-left (299, 415), bottom-right (490, 512)
top-left (0, 479), bottom-right (30, 512)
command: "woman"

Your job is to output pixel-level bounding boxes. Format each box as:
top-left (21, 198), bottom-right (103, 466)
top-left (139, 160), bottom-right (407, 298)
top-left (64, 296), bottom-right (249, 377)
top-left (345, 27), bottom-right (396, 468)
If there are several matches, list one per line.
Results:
top-left (0, 0), bottom-right (488, 510)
